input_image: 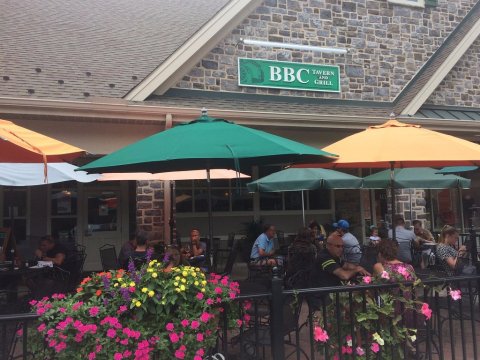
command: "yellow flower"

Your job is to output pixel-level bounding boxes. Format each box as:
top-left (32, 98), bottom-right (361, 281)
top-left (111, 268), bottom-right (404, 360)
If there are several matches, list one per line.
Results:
top-left (152, 273), bottom-right (158, 278)
top-left (181, 278), bottom-right (186, 283)
top-left (135, 301), bottom-right (141, 307)
top-left (192, 272), bottom-right (197, 278)
top-left (182, 271), bottom-right (188, 277)
top-left (129, 282), bottom-right (135, 287)
top-left (201, 280), bottom-right (207, 286)
top-left (175, 288), bottom-right (181, 293)
top-left (114, 283), bottom-right (119, 287)
top-left (141, 287), bottom-right (148, 293)
top-left (147, 268), bottom-right (153, 273)
top-left (201, 288), bottom-right (206, 293)
top-left (148, 290), bottom-right (155, 297)
top-left (161, 300), bottom-right (166, 305)
top-left (174, 282), bottom-right (179, 286)
top-left (180, 284), bottom-right (186, 291)
top-left (121, 283), bottom-right (127, 288)
top-left (175, 276), bottom-right (180, 281)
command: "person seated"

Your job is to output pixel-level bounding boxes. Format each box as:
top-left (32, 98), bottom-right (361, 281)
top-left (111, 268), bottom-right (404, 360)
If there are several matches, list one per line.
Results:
top-left (163, 247), bottom-right (183, 272)
top-left (308, 220), bottom-right (327, 247)
top-left (334, 219), bottom-right (362, 265)
top-left (118, 232), bottom-right (137, 267)
top-left (388, 217), bottom-right (417, 264)
top-left (286, 228), bottom-right (317, 287)
top-left (436, 225), bottom-right (469, 276)
top-left (412, 220), bottom-right (435, 269)
top-left (373, 239), bottom-right (416, 280)
top-left (250, 224), bottom-right (277, 267)
top-left (182, 229), bottom-right (207, 267)
top-left (34, 235), bottom-right (67, 268)
top-left (124, 230), bottom-right (149, 269)
top-left (368, 225), bottom-right (381, 246)
top-left (311, 232), bottom-right (370, 288)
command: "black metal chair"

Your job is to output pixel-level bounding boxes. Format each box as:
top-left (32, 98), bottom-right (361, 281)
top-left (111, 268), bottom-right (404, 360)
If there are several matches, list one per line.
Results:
top-left (99, 244), bottom-right (119, 271)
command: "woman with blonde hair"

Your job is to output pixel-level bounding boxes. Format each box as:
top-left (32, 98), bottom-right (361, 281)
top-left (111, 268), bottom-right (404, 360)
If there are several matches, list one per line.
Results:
top-left (436, 225), bottom-right (467, 276)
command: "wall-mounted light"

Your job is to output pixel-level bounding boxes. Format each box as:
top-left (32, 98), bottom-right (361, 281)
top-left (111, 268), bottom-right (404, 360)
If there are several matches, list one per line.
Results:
top-left (240, 38), bottom-right (348, 55)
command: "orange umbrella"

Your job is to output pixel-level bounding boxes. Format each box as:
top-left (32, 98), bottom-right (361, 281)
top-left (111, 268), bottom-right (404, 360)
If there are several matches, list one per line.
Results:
top-left (0, 119), bottom-right (84, 163)
top-left (98, 169), bottom-right (250, 181)
top-left (297, 118), bottom-right (480, 169)
top-left (296, 116), bottom-right (480, 240)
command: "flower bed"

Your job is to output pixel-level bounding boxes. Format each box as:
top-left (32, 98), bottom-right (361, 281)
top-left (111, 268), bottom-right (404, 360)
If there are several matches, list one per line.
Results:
top-left (28, 259), bottom-right (242, 359)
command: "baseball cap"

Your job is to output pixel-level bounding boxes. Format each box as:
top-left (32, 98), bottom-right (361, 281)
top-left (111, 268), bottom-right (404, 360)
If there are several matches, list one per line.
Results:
top-left (370, 224), bottom-right (378, 230)
top-left (334, 219), bottom-right (350, 230)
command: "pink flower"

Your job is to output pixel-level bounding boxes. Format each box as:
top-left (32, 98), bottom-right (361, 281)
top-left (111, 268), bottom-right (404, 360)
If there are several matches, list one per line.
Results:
top-left (421, 303), bottom-right (432, 320)
top-left (37, 323), bottom-right (46, 332)
top-left (166, 323), bottom-right (174, 331)
top-left (214, 287), bottom-right (222, 294)
top-left (197, 333), bottom-right (204, 342)
top-left (196, 292), bottom-right (204, 300)
top-left (356, 347), bottom-right (365, 356)
top-left (191, 320), bottom-right (200, 329)
top-left (114, 353), bottom-right (123, 360)
top-left (206, 299), bottom-right (214, 305)
top-left (363, 276), bottom-right (372, 284)
top-left (194, 356), bottom-right (202, 360)
top-left (397, 266), bottom-right (411, 280)
top-left (341, 346), bottom-right (352, 354)
top-left (313, 326), bottom-right (329, 342)
top-left (36, 308), bottom-right (46, 315)
top-left (371, 342), bottom-right (380, 353)
top-left (72, 301), bottom-right (83, 311)
top-left (236, 319), bottom-right (243, 327)
top-left (120, 339), bottom-right (129, 345)
top-left (169, 333), bottom-right (180, 343)
top-left (381, 271), bottom-right (390, 280)
top-left (123, 350), bottom-right (132, 358)
top-left (89, 307), bottom-right (99, 317)
top-left (181, 319), bottom-right (189, 327)
top-left (200, 312), bottom-right (210, 322)
top-left (196, 348), bottom-right (205, 356)
top-left (107, 328), bottom-right (116, 338)
top-left (117, 305), bottom-right (127, 314)
top-left (88, 352), bottom-right (96, 360)
top-left (450, 289), bottom-right (462, 301)
top-left (229, 292), bottom-right (236, 299)
top-left (59, 307), bottom-right (66, 313)
top-left (175, 350), bottom-right (185, 359)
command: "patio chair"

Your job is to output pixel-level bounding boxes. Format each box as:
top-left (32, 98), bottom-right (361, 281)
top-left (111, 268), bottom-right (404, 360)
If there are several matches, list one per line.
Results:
top-left (99, 244), bottom-right (120, 271)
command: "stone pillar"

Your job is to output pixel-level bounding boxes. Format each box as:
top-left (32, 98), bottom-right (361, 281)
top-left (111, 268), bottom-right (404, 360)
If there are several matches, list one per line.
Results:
top-left (388, 188), bottom-right (429, 228)
top-left (136, 180), bottom-right (164, 240)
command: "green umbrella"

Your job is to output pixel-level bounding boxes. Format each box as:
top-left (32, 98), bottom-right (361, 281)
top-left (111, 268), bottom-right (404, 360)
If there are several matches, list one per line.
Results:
top-left (436, 166), bottom-right (478, 174)
top-left (247, 168), bottom-right (362, 225)
top-left (247, 168), bottom-right (362, 192)
top-left (79, 109), bottom-right (336, 266)
top-left (363, 167), bottom-right (470, 189)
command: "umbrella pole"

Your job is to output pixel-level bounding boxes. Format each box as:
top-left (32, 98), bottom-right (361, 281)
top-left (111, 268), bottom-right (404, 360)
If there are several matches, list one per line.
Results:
top-left (458, 186), bottom-right (465, 233)
top-left (390, 162), bottom-right (396, 241)
top-left (301, 191), bottom-right (305, 227)
top-left (206, 168), bottom-right (214, 269)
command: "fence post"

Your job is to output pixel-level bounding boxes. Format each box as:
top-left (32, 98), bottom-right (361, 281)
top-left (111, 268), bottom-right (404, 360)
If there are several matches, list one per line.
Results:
top-left (470, 226), bottom-right (478, 270)
top-left (271, 267), bottom-right (285, 360)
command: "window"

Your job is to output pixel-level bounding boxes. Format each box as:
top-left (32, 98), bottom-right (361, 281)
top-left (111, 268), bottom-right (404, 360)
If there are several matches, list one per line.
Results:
top-left (51, 183), bottom-right (78, 242)
top-left (175, 179), bottom-right (253, 213)
top-left (387, 0), bottom-right (425, 8)
top-left (2, 188), bottom-right (28, 243)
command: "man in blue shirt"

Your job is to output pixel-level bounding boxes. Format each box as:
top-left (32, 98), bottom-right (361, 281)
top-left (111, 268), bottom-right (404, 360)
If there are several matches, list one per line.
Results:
top-left (250, 224), bottom-right (277, 266)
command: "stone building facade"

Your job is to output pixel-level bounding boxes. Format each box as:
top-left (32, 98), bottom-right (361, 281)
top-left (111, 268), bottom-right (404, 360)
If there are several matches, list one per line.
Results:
top-left (136, 181), bottom-right (164, 240)
top-left (173, 0), bottom-right (477, 102)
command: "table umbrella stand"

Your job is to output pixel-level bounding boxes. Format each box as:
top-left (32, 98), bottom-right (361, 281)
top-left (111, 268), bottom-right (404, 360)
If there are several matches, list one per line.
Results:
top-left (206, 168), bottom-right (214, 269)
top-left (390, 162), bottom-right (397, 241)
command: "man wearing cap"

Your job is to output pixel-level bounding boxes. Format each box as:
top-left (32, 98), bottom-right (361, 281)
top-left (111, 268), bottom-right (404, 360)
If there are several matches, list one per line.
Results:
top-left (334, 219), bottom-right (362, 264)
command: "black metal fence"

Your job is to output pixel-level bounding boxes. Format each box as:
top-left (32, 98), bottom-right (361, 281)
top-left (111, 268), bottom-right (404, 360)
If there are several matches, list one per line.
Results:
top-left (2, 275), bottom-right (480, 360)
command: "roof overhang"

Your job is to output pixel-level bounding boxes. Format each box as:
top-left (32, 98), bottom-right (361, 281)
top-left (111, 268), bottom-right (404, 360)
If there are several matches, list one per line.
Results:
top-left (124, 0), bottom-right (263, 101)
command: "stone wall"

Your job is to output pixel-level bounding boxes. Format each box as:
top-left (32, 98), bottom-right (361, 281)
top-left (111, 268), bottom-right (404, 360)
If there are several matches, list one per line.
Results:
top-left (173, 0), bottom-right (476, 101)
top-left (427, 36), bottom-right (480, 108)
top-left (136, 180), bottom-right (164, 240)
top-left (386, 188), bottom-right (430, 229)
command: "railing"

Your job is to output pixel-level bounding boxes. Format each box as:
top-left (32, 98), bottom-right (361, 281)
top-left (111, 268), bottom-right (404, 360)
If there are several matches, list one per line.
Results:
top-left (218, 273), bottom-right (480, 360)
top-left (3, 275), bottom-right (480, 359)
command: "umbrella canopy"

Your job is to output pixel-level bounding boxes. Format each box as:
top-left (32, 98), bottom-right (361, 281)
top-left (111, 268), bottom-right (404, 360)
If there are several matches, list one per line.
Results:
top-left (296, 119), bottom-right (480, 169)
top-left (98, 169), bottom-right (250, 182)
top-left (0, 163), bottom-right (98, 186)
top-left (0, 119), bottom-right (84, 163)
top-left (363, 167), bottom-right (470, 189)
top-left (246, 168), bottom-right (362, 192)
top-left (436, 166), bottom-right (478, 174)
top-left (78, 112), bottom-right (336, 174)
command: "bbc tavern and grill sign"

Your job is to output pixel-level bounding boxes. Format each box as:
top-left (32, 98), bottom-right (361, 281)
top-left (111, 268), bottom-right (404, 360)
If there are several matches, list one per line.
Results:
top-left (238, 58), bottom-right (341, 93)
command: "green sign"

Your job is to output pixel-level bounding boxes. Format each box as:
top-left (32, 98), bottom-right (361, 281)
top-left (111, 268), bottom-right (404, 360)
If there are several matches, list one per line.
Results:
top-left (238, 58), bottom-right (340, 93)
